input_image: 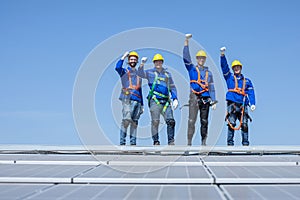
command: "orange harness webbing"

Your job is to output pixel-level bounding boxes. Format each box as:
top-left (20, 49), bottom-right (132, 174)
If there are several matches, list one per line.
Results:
top-left (228, 75), bottom-right (246, 96)
top-left (190, 67), bottom-right (209, 95)
top-left (226, 104), bottom-right (245, 131)
top-left (226, 75), bottom-right (247, 130)
top-left (123, 70), bottom-right (141, 98)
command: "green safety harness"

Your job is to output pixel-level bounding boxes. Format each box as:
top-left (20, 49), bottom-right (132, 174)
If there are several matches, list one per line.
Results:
top-left (148, 71), bottom-right (171, 113)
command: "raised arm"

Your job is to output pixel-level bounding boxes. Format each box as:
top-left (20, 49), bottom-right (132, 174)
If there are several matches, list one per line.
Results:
top-left (220, 47), bottom-right (231, 80)
top-left (115, 51), bottom-right (129, 77)
top-left (136, 57), bottom-right (147, 79)
top-left (183, 34), bottom-right (194, 71)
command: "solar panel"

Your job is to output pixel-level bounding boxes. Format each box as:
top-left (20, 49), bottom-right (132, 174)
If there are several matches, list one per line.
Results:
top-left (0, 184), bottom-right (52, 200)
top-left (20, 184), bottom-right (224, 200)
top-left (1, 145), bottom-right (300, 199)
top-left (221, 185), bottom-right (300, 200)
top-left (210, 166), bottom-right (300, 184)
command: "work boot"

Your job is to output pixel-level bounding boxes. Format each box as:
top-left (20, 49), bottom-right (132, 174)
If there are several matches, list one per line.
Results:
top-left (168, 141), bottom-right (175, 145)
top-left (201, 137), bottom-right (207, 146)
top-left (153, 141), bottom-right (160, 145)
top-left (187, 139), bottom-right (192, 146)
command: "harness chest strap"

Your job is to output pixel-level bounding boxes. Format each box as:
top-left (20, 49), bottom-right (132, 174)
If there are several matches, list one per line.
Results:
top-left (190, 67), bottom-right (209, 95)
top-left (228, 75), bottom-right (246, 96)
top-left (123, 70), bottom-right (141, 98)
top-left (127, 70), bottom-right (140, 90)
top-left (148, 71), bottom-right (170, 113)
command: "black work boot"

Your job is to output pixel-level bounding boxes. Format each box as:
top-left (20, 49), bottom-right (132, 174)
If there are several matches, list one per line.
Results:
top-left (153, 141), bottom-right (160, 145)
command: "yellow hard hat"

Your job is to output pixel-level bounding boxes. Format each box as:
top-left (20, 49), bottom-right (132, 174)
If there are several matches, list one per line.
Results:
top-left (152, 53), bottom-right (164, 62)
top-left (196, 50), bottom-right (207, 57)
top-left (231, 60), bottom-right (243, 68)
top-left (128, 51), bottom-right (139, 59)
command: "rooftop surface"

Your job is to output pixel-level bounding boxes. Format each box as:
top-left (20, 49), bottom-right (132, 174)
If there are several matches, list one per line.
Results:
top-left (0, 145), bottom-right (300, 199)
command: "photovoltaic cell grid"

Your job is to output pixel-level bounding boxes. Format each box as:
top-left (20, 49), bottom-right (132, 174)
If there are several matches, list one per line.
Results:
top-left (0, 147), bottom-right (300, 199)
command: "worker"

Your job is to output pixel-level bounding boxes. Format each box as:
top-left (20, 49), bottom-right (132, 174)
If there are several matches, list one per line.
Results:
top-left (183, 34), bottom-right (217, 146)
top-left (220, 47), bottom-right (256, 146)
top-left (115, 51), bottom-right (145, 145)
top-left (138, 53), bottom-right (178, 145)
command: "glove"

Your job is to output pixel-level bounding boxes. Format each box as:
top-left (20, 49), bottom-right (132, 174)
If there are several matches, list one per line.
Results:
top-left (185, 33), bottom-right (192, 39)
top-left (220, 47), bottom-right (226, 52)
top-left (140, 106), bottom-right (144, 114)
top-left (121, 51), bottom-right (129, 60)
top-left (250, 105), bottom-right (256, 112)
top-left (141, 57), bottom-right (148, 63)
top-left (211, 104), bottom-right (217, 110)
top-left (172, 99), bottom-right (179, 110)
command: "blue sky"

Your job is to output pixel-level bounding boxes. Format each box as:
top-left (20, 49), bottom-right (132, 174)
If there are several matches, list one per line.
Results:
top-left (1, 0), bottom-right (300, 145)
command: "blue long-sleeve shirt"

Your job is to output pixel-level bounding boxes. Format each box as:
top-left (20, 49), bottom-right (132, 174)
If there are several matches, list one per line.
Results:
top-left (183, 46), bottom-right (216, 101)
top-left (220, 55), bottom-right (256, 106)
top-left (138, 66), bottom-right (178, 100)
top-left (115, 59), bottom-right (143, 105)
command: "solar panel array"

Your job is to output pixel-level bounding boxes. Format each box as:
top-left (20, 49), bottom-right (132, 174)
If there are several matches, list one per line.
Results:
top-left (0, 147), bottom-right (300, 199)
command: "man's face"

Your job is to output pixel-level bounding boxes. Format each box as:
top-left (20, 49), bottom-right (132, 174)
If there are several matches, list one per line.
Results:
top-left (154, 60), bottom-right (163, 69)
top-left (128, 56), bottom-right (138, 67)
top-left (196, 56), bottom-right (206, 66)
top-left (232, 65), bottom-right (242, 75)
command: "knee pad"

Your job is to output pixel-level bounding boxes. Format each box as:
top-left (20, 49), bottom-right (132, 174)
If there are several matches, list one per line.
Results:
top-left (151, 120), bottom-right (160, 127)
top-left (166, 119), bottom-right (176, 127)
top-left (132, 120), bottom-right (139, 126)
top-left (241, 123), bottom-right (248, 132)
top-left (132, 120), bottom-right (138, 127)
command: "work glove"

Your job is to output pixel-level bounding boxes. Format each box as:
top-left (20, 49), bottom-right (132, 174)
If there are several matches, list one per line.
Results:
top-left (220, 46), bottom-right (226, 53)
top-left (141, 57), bottom-right (148, 64)
top-left (185, 33), bottom-right (192, 39)
top-left (210, 100), bottom-right (217, 110)
top-left (140, 106), bottom-right (144, 114)
top-left (250, 105), bottom-right (256, 112)
top-left (121, 51), bottom-right (130, 60)
top-left (172, 99), bottom-right (179, 110)
top-left (211, 104), bottom-right (217, 110)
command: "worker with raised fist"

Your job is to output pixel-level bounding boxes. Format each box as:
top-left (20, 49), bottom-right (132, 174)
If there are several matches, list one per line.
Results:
top-left (183, 34), bottom-right (217, 146)
top-left (220, 47), bottom-right (256, 146)
top-left (115, 51), bottom-right (144, 145)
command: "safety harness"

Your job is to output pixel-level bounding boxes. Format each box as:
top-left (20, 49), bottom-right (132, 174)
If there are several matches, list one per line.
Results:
top-left (228, 75), bottom-right (246, 96)
top-left (122, 70), bottom-right (141, 98)
top-left (190, 66), bottom-right (209, 95)
top-left (148, 71), bottom-right (170, 113)
top-left (226, 75), bottom-right (249, 130)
